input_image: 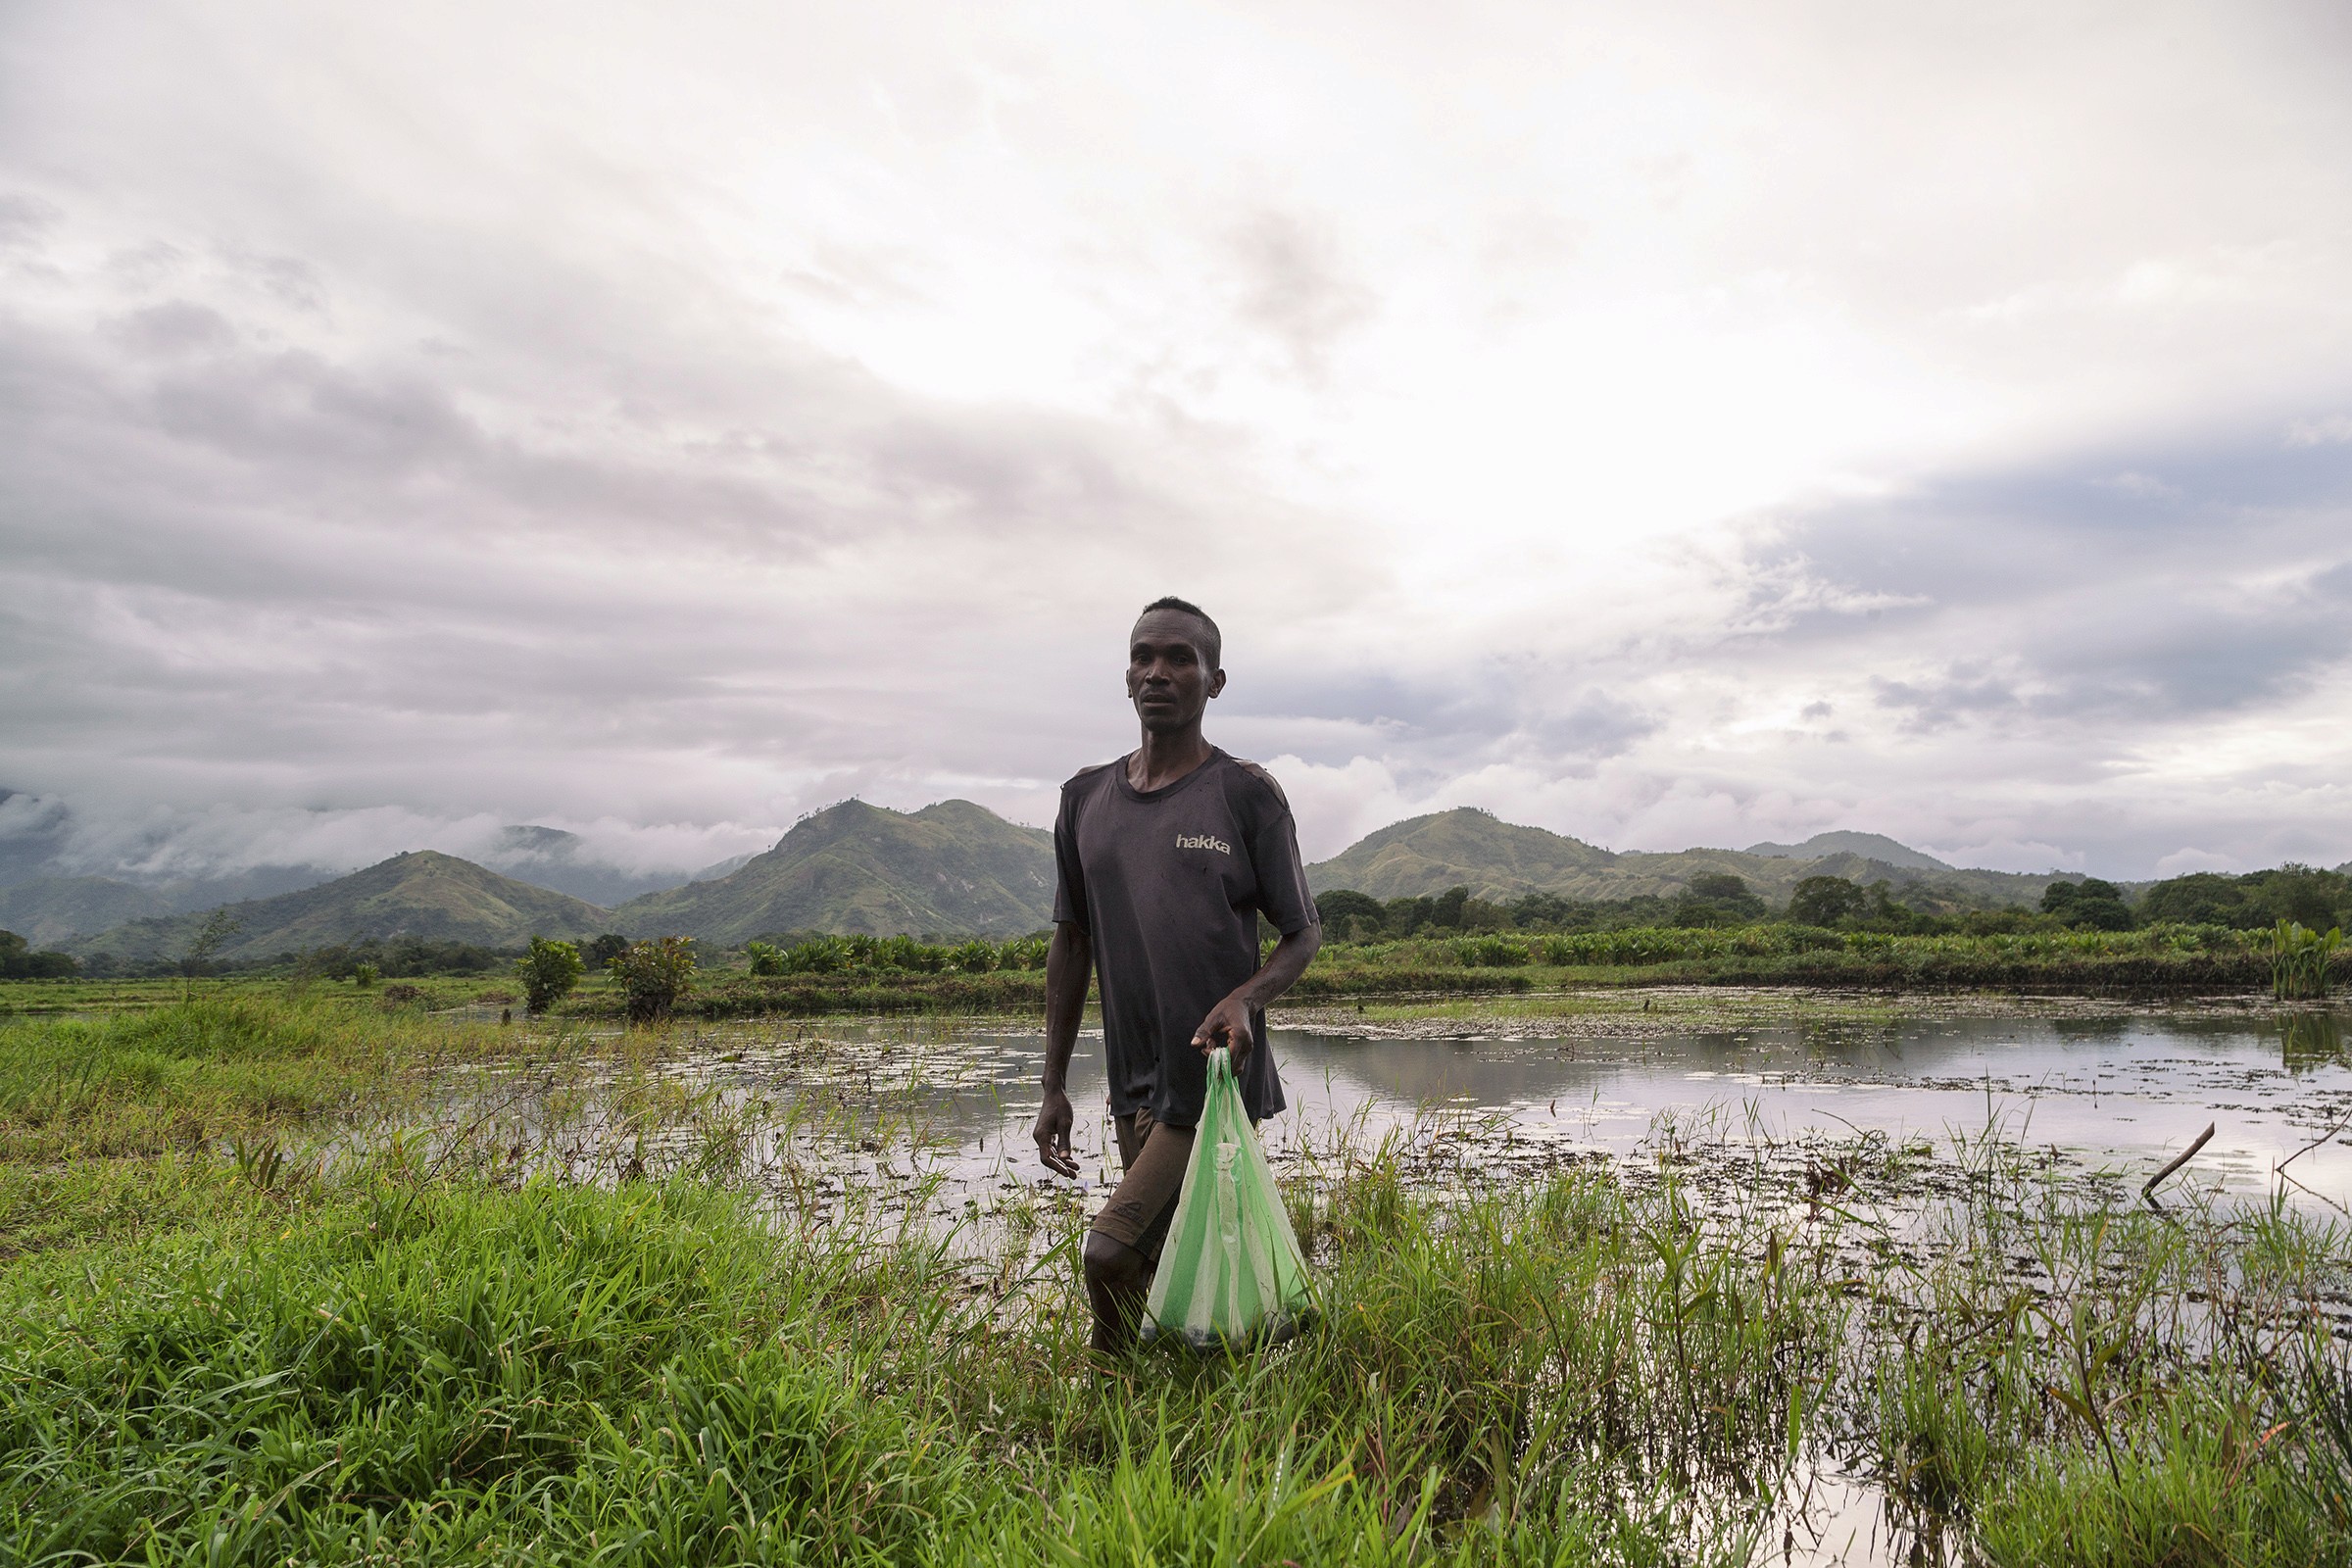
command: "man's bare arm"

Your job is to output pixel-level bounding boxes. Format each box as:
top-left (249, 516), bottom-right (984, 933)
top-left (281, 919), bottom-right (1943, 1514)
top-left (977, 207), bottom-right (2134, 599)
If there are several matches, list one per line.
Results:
top-left (1033, 919), bottom-right (1092, 1177)
top-left (1190, 922), bottom-right (1322, 1067)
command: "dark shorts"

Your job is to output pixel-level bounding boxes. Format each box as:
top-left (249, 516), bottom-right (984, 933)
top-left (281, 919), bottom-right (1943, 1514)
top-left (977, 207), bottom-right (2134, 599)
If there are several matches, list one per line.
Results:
top-left (1089, 1106), bottom-right (1195, 1261)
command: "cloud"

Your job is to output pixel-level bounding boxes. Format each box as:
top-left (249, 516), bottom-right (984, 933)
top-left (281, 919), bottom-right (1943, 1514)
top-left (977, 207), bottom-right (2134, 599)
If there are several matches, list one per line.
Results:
top-left (2286, 414), bottom-right (2352, 447)
top-left (2155, 847), bottom-right (2237, 876)
top-left (1223, 208), bottom-right (1376, 380)
top-left (2, 0), bottom-right (2352, 887)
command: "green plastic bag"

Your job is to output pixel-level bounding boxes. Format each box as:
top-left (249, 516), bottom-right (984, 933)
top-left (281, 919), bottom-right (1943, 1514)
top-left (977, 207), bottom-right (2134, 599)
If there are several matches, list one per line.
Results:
top-left (1142, 1047), bottom-right (1315, 1352)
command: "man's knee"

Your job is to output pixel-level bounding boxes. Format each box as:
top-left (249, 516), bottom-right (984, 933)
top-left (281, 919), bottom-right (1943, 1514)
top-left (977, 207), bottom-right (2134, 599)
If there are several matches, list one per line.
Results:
top-left (1083, 1229), bottom-right (1148, 1291)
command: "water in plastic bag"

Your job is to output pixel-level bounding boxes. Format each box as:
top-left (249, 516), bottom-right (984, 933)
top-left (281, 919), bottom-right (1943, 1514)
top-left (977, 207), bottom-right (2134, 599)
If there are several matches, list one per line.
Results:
top-left (1141, 1047), bottom-right (1315, 1351)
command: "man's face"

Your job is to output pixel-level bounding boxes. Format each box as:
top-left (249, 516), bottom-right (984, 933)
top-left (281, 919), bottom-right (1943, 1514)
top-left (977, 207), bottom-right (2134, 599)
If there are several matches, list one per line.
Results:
top-left (1126, 610), bottom-right (1225, 735)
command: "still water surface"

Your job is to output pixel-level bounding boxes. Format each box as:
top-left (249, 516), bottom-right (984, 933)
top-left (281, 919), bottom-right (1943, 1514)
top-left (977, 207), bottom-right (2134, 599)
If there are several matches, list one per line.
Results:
top-left (768, 1006), bottom-right (2352, 1210)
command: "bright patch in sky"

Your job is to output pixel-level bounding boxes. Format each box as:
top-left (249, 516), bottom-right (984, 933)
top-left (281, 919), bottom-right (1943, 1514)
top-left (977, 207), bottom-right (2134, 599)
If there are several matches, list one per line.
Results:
top-left (3, 1), bottom-right (2351, 879)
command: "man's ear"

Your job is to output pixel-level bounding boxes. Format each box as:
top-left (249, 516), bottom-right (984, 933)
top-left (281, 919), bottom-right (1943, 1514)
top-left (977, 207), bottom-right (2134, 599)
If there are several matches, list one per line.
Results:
top-left (1208, 668), bottom-right (1227, 699)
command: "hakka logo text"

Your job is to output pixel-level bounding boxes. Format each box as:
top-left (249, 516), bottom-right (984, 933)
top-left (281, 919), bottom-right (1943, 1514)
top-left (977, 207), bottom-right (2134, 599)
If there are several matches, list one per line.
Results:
top-left (1176, 833), bottom-right (1231, 855)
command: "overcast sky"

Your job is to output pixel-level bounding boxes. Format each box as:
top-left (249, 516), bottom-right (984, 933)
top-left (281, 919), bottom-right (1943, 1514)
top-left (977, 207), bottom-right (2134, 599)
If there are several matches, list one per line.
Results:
top-left (4, 1), bottom-right (2351, 881)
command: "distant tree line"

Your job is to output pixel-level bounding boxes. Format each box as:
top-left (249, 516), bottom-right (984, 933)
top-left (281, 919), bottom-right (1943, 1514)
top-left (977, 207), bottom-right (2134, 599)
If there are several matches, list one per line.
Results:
top-left (1313, 863), bottom-right (2352, 942)
top-left (71, 934), bottom-right (626, 981)
top-left (0, 930), bottom-right (76, 979)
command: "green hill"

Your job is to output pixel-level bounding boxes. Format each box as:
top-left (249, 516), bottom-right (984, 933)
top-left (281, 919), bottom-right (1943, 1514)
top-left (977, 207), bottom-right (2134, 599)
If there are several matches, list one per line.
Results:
top-left (0, 877), bottom-right (176, 948)
top-left (68, 851), bottom-right (612, 962)
top-left (1742, 831), bottom-right (1954, 871)
top-left (1306, 808), bottom-right (2056, 911)
top-left (1307, 809), bottom-right (1618, 901)
top-left (613, 799), bottom-right (1054, 942)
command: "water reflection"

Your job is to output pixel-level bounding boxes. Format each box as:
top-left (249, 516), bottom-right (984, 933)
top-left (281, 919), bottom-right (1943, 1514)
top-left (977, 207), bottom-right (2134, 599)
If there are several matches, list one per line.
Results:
top-left (805, 1007), bottom-right (2352, 1210)
top-left (2282, 1011), bottom-right (2347, 1070)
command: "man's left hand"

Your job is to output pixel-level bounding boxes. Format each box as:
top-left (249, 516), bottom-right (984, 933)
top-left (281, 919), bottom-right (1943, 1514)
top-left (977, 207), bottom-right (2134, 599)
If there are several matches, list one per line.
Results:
top-left (1191, 994), bottom-right (1253, 1067)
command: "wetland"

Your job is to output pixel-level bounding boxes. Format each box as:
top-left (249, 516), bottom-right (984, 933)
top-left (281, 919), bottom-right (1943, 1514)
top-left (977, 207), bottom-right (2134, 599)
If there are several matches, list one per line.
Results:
top-left (1, 980), bottom-right (2347, 1565)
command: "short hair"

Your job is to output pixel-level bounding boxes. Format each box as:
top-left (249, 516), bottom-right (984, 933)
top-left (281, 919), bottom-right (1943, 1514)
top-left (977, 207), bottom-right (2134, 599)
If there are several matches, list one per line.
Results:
top-left (1136, 595), bottom-right (1221, 666)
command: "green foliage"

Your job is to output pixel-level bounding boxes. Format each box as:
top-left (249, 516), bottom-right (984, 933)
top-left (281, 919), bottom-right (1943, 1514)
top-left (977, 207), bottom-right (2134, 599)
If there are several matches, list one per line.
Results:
top-left (0, 929), bottom-right (75, 979)
top-left (770, 933), bottom-right (1047, 979)
top-left (351, 962), bottom-right (378, 988)
top-left (1503, 891), bottom-right (1580, 928)
top-left (2041, 876), bottom-right (2134, 931)
top-left (0, 994), bottom-right (512, 1160)
top-left (1673, 874), bottom-right (1766, 927)
top-left (998, 933), bottom-right (1052, 970)
top-left (583, 932), bottom-right (630, 969)
top-left (3, 1140), bottom-right (2343, 1564)
top-left (742, 940), bottom-right (785, 977)
top-left (291, 938), bottom-right (511, 980)
top-left (944, 939), bottom-right (998, 973)
top-left (2269, 919), bottom-right (2343, 1001)
top-left (1382, 893), bottom-right (1437, 936)
top-left (609, 936), bottom-right (698, 1023)
top-left (2142, 863), bottom-right (2352, 932)
top-left (1787, 875), bottom-right (1867, 926)
top-left (872, 934), bottom-right (946, 973)
top-left (514, 936), bottom-right (585, 1015)
top-left (1451, 934), bottom-right (1531, 967)
top-left (1313, 889), bottom-right (1387, 939)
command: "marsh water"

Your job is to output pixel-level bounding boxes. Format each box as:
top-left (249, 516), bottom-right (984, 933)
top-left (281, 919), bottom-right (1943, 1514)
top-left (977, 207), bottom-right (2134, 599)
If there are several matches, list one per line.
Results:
top-left (446, 998), bottom-right (2352, 1568)
top-left (649, 1004), bottom-right (2352, 1214)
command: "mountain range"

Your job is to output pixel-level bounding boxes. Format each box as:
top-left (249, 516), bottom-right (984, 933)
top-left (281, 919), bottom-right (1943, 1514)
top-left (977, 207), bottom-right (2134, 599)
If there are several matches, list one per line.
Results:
top-left (39, 797), bottom-right (2073, 961)
top-left (611, 799), bottom-right (1054, 942)
top-left (1306, 809), bottom-right (2057, 910)
top-left (69, 852), bottom-right (612, 963)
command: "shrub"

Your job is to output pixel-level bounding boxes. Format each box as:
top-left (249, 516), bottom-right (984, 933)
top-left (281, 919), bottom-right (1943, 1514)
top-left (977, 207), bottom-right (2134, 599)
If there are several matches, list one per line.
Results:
top-left (945, 939), bottom-right (997, 974)
top-left (998, 934), bottom-right (1051, 971)
top-left (611, 937), bottom-right (697, 1023)
top-left (872, 935), bottom-right (945, 973)
top-left (352, 963), bottom-right (379, 988)
top-left (2271, 919), bottom-right (2343, 1001)
top-left (514, 937), bottom-right (586, 1015)
top-left (782, 936), bottom-right (850, 975)
top-left (743, 941), bottom-right (785, 977)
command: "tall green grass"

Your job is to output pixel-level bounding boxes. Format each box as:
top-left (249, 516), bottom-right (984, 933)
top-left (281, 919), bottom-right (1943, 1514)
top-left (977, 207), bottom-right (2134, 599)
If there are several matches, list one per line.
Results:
top-left (2, 996), bottom-right (2347, 1563)
top-left (4, 1152), bottom-right (2346, 1564)
top-left (0, 993), bottom-right (531, 1161)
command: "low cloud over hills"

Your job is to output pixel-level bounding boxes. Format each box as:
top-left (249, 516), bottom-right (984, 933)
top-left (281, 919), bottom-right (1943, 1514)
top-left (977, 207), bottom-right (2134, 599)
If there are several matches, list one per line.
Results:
top-left (0, 787), bottom-right (756, 945)
top-left (67, 852), bottom-right (609, 963)
top-left (45, 798), bottom-right (2078, 962)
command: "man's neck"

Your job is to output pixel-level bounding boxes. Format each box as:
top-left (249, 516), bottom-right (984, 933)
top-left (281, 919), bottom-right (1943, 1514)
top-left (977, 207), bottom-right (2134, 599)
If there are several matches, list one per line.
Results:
top-left (1127, 727), bottom-right (1214, 793)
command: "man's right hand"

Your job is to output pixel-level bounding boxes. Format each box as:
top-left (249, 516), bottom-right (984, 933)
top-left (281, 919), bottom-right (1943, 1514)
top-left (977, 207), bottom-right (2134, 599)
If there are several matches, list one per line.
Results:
top-left (1033, 1086), bottom-right (1078, 1178)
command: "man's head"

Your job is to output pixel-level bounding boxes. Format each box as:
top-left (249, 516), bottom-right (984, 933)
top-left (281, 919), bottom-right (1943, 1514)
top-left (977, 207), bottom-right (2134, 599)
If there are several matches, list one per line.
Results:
top-left (1127, 596), bottom-right (1225, 735)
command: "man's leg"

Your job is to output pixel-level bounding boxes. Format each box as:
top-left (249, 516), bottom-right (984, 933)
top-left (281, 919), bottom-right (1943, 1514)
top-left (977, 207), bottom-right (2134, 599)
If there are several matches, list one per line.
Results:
top-left (1084, 1109), bottom-right (1192, 1354)
top-left (1081, 1229), bottom-right (1152, 1354)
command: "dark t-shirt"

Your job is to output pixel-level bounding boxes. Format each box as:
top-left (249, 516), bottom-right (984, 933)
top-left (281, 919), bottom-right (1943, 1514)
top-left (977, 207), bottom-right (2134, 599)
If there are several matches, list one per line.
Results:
top-left (1053, 748), bottom-right (1318, 1128)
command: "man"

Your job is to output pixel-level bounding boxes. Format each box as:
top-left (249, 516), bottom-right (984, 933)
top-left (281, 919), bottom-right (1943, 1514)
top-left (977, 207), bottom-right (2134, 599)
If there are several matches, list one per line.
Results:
top-left (1033, 596), bottom-right (1322, 1353)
